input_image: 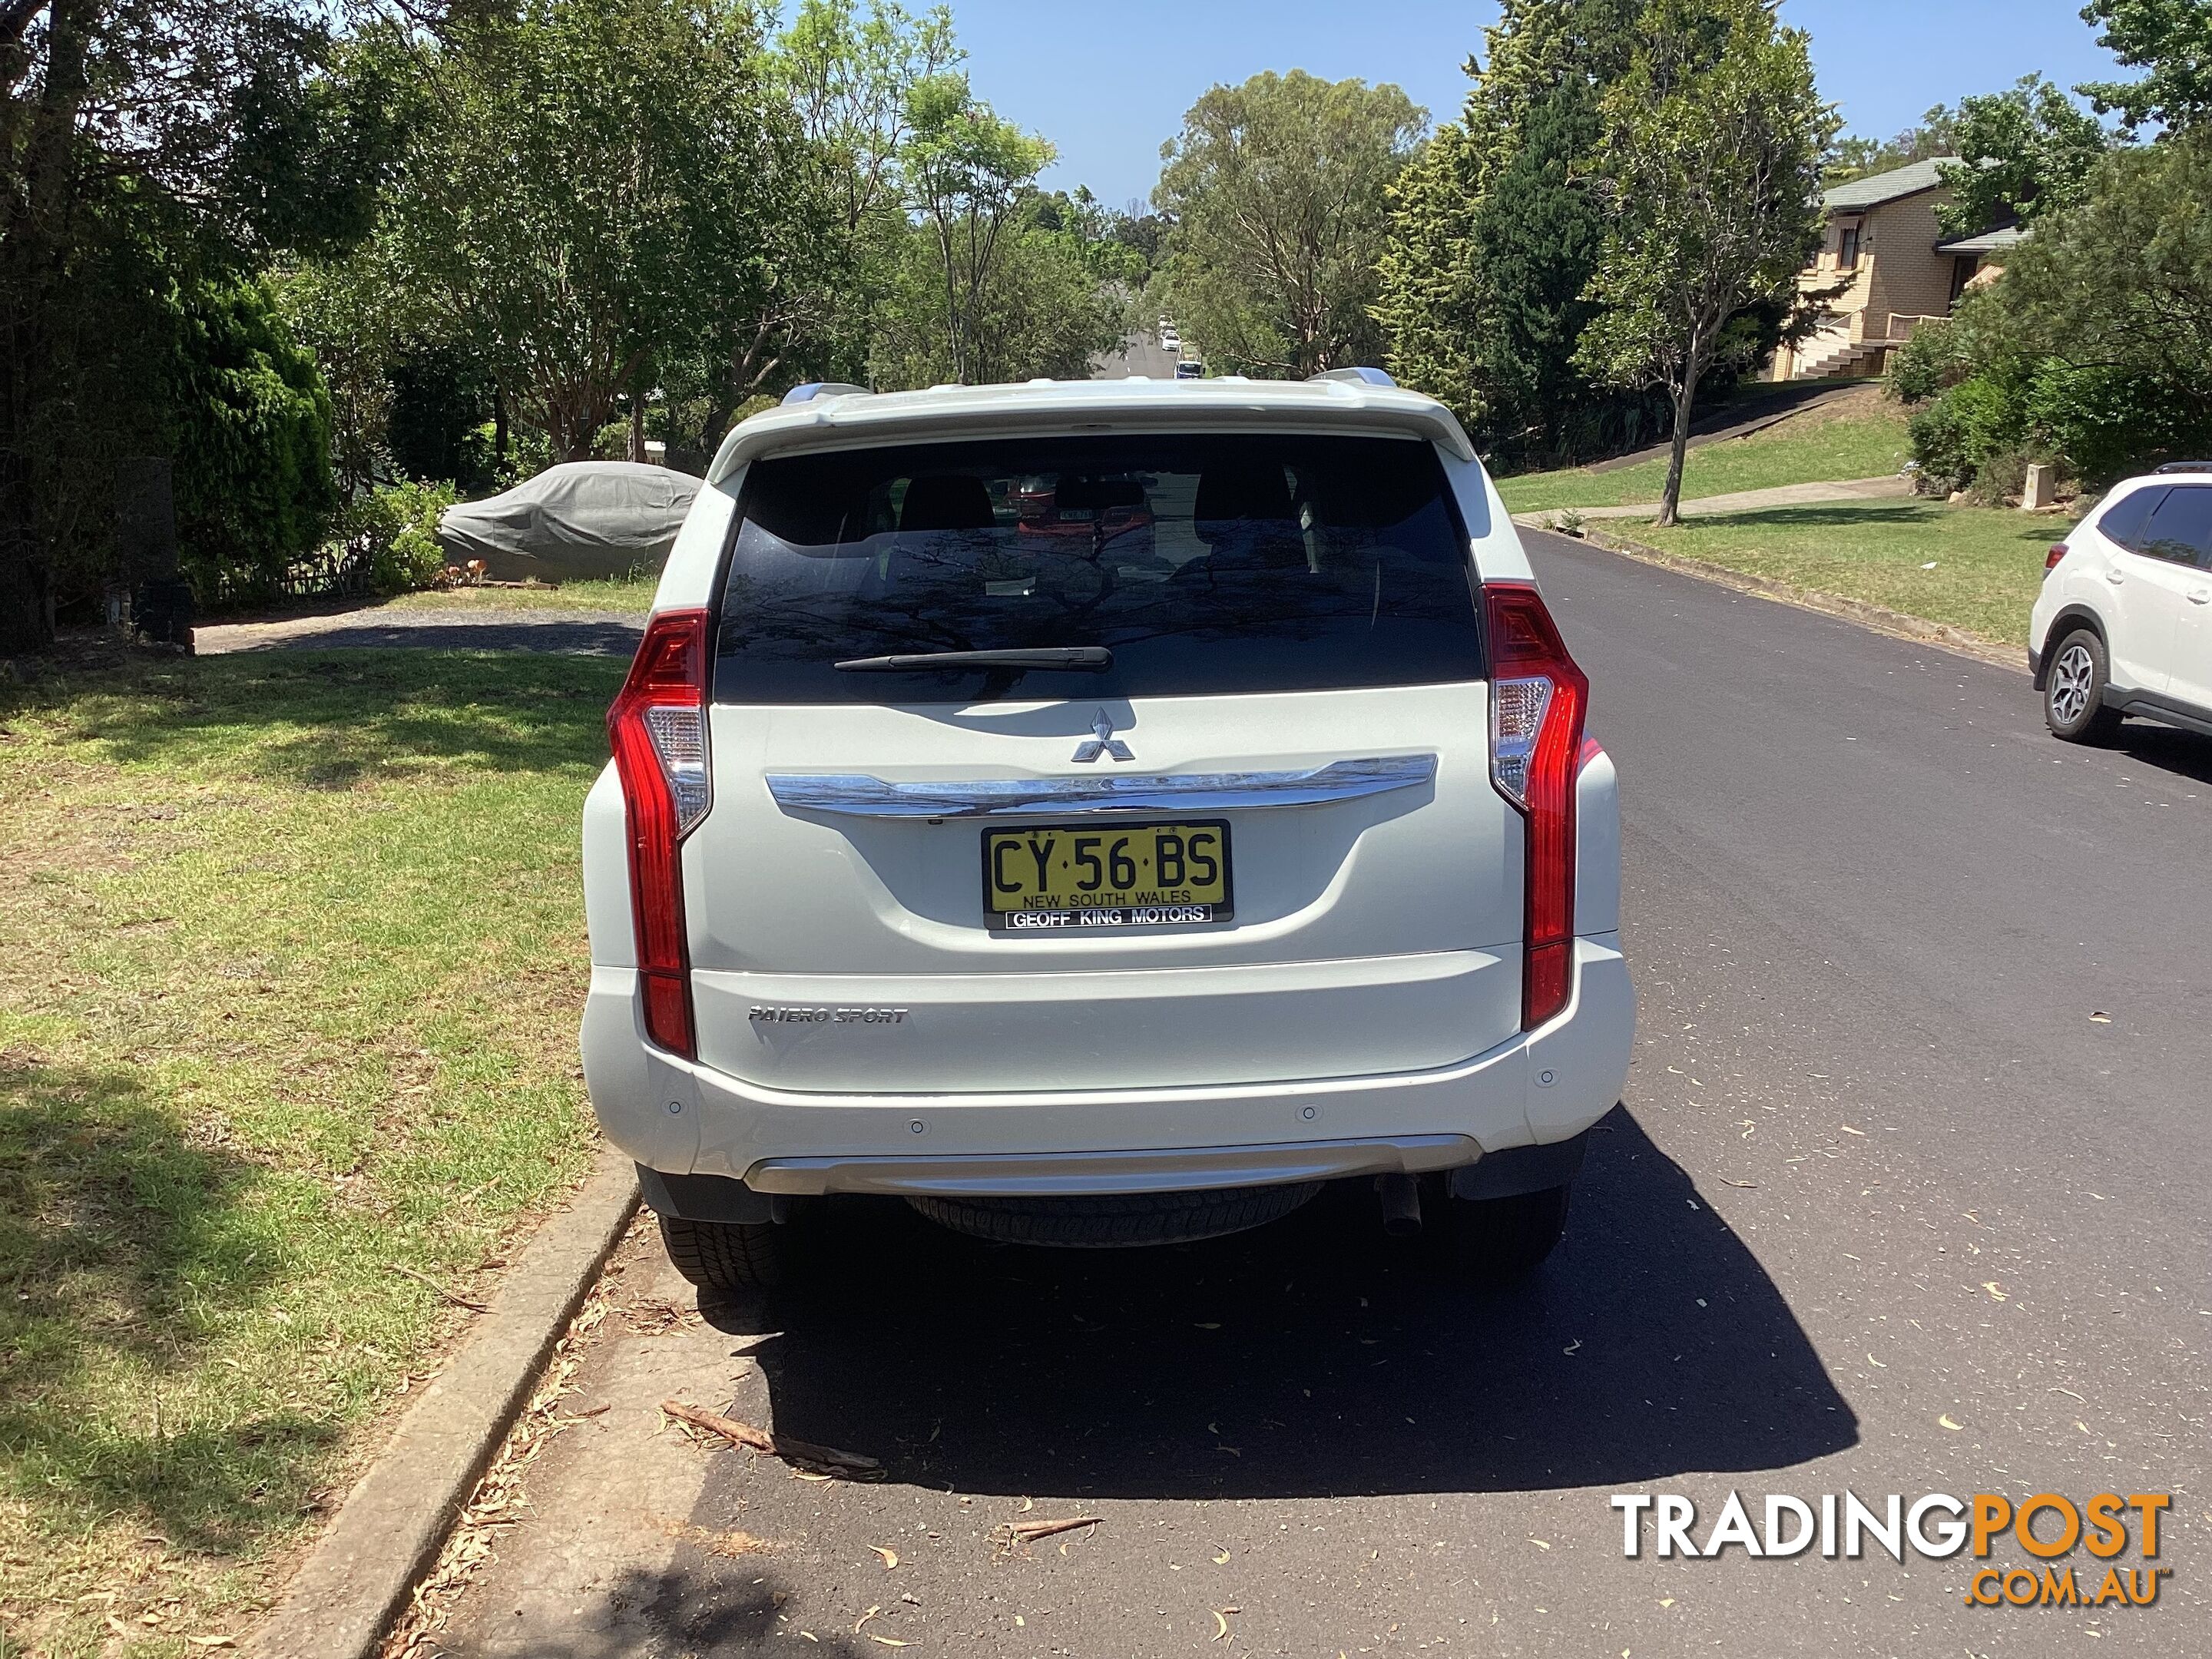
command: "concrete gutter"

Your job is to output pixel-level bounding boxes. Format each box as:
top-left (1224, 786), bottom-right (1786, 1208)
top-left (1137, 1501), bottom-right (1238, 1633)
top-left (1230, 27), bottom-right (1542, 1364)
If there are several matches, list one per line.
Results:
top-left (250, 1149), bottom-right (640, 1659)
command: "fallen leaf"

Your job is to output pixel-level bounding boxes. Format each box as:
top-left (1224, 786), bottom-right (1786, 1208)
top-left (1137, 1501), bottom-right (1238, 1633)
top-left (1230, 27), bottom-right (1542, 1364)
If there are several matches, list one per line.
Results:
top-left (800, 1634), bottom-right (818, 1644)
top-left (1867, 1353), bottom-right (1886, 1368)
top-left (1919, 561), bottom-right (1938, 570)
top-left (1529, 1537), bottom-right (1551, 1550)
top-left (1718, 1177), bottom-right (1757, 1188)
top-left (1839, 1124), bottom-right (1866, 1137)
top-left (1939, 1414), bottom-right (1962, 1431)
top-left (1982, 1282), bottom-right (2008, 1302)
top-left (1658, 1598), bottom-right (1675, 1608)
top-left (1212, 1606), bottom-right (1241, 1642)
top-left (185, 1640), bottom-right (237, 1650)
top-left (870, 1638), bottom-right (914, 1648)
top-left (2088, 1012), bottom-right (2111, 1023)
top-left (855, 1606), bottom-right (882, 1635)
top-left (871, 1547), bottom-right (899, 1570)
top-left (1213, 1548), bottom-right (1231, 1565)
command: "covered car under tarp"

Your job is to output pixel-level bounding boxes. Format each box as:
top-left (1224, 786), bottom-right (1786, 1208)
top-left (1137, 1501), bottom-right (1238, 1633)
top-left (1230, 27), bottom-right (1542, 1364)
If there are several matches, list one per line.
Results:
top-left (436, 462), bottom-right (702, 581)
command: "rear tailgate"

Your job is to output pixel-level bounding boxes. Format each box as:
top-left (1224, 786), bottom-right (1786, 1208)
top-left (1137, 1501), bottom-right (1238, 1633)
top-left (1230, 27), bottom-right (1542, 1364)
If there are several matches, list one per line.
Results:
top-left (683, 428), bottom-right (1525, 1094)
top-left (686, 684), bottom-right (1522, 1091)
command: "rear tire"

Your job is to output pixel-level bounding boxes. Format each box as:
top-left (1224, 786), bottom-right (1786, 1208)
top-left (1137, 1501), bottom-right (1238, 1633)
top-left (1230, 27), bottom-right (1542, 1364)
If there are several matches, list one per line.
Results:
top-left (1443, 1183), bottom-right (1571, 1284)
top-left (2044, 628), bottom-right (2124, 744)
top-left (660, 1213), bottom-right (787, 1293)
top-left (907, 1182), bottom-right (1321, 1248)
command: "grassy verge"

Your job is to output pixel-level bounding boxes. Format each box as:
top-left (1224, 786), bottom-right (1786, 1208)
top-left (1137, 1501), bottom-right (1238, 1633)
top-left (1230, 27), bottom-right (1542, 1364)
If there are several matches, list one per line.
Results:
top-left (1496, 404), bottom-right (1911, 514)
top-left (1609, 498), bottom-right (2069, 645)
top-left (386, 575), bottom-right (658, 614)
top-left (0, 647), bottom-right (622, 1655)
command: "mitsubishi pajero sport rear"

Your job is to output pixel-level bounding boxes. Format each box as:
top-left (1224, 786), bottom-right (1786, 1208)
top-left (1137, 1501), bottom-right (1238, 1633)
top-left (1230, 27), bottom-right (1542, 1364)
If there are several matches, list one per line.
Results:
top-left (580, 372), bottom-right (1634, 1293)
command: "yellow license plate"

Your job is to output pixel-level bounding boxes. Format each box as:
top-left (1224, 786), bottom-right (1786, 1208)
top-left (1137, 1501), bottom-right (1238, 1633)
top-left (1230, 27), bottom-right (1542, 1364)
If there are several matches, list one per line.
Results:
top-left (982, 820), bottom-right (1233, 930)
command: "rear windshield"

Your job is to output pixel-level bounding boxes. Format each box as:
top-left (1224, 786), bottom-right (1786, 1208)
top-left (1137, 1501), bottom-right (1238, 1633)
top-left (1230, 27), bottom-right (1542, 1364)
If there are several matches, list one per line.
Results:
top-left (713, 433), bottom-right (1482, 702)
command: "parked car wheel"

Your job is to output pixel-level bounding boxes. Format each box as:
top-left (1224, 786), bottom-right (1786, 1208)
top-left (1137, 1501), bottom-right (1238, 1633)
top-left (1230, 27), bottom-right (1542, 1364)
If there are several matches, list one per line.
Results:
top-left (2044, 628), bottom-right (2124, 744)
top-left (1442, 1183), bottom-right (1571, 1283)
top-left (659, 1213), bottom-right (787, 1293)
top-left (907, 1183), bottom-right (1322, 1248)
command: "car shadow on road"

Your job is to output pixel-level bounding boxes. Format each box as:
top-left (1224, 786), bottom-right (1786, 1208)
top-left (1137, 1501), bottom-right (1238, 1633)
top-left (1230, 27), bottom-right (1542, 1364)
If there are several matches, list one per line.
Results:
top-left (2112, 719), bottom-right (2212, 786)
top-left (699, 1107), bottom-right (1856, 1500)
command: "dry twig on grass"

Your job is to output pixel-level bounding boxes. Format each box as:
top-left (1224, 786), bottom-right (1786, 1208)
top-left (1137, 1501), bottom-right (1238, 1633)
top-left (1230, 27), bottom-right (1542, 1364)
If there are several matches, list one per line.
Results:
top-left (659, 1400), bottom-right (880, 1475)
top-left (384, 1262), bottom-right (491, 1313)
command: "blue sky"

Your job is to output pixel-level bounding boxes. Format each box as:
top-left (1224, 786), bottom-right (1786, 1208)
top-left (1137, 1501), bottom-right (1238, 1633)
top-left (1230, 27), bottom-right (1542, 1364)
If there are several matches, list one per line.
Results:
top-left (945, 0), bottom-right (2131, 210)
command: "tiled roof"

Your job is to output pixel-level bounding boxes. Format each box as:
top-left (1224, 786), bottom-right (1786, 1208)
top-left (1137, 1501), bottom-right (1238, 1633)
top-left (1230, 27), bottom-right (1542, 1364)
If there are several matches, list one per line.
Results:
top-left (1822, 157), bottom-right (1955, 211)
top-left (1935, 225), bottom-right (2028, 254)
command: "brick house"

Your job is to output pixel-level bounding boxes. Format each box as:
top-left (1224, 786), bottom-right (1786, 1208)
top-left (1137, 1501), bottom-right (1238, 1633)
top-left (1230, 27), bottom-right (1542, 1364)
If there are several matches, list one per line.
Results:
top-left (1765, 158), bottom-right (2023, 382)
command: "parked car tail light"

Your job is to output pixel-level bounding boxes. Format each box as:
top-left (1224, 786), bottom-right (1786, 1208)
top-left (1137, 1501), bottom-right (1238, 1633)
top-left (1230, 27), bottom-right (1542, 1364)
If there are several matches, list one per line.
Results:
top-left (608, 608), bottom-right (710, 1057)
top-left (2045, 543), bottom-right (2068, 573)
top-left (1485, 582), bottom-right (1589, 1030)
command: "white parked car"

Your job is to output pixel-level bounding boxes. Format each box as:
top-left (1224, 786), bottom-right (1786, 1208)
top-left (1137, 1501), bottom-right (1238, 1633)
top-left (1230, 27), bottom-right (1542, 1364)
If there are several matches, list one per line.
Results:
top-left (2031, 463), bottom-right (2212, 743)
top-left (580, 371), bottom-right (1634, 1293)
top-left (1160, 326), bottom-right (1181, 353)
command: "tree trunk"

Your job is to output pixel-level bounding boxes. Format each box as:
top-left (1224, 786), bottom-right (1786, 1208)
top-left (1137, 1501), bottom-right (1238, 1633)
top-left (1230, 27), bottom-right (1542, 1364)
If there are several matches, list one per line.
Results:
top-left (1656, 347), bottom-right (1706, 530)
top-left (628, 391), bottom-right (645, 464)
top-left (492, 382), bottom-right (509, 478)
top-left (0, 0), bottom-right (94, 651)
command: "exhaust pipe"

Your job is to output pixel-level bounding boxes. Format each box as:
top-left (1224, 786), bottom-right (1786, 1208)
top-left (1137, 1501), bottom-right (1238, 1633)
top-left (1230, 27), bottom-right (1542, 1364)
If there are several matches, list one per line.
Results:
top-left (1377, 1173), bottom-right (1422, 1237)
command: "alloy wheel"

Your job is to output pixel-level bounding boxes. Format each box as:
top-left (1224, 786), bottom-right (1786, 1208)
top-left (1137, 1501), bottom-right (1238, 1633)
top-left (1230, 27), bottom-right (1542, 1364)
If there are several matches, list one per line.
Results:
top-left (2049, 641), bottom-right (2095, 725)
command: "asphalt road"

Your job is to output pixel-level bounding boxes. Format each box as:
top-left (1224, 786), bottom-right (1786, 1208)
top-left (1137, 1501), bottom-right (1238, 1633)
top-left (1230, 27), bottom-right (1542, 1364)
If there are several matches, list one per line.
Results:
top-left (432, 532), bottom-right (2210, 1657)
top-left (1094, 328), bottom-right (1184, 379)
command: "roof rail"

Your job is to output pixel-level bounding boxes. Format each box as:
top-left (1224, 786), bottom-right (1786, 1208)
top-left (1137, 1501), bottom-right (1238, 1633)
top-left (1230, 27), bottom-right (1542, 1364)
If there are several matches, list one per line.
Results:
top-left (781, 382), bottom-right (871, 406)
top-left (2152, 459), bottom-right (2212, 474)
top-left (1309, 366), bottom-right (1397, 388)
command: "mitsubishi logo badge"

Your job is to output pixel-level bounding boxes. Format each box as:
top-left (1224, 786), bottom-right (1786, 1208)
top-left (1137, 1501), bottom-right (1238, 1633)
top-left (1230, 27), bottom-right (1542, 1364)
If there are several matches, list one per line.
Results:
top-left (1071, 708), bottom-right (1134, 763)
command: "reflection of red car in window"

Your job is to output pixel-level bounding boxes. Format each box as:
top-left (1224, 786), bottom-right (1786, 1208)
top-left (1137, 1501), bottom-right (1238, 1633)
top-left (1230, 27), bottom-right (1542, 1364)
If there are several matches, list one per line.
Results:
top-left (1011, 475), bottom-right (1154, 547)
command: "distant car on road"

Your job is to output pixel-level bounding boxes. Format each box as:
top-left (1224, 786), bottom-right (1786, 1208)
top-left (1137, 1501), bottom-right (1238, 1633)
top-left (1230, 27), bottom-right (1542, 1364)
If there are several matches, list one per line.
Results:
top-left (1159, 326), bottom-right (1181, 353)
top-left (2032, 463), bottom-right (2212, 743)
top-left (1174, 359), bottom-right (1204, 379)
top-left (437, 461), bottom-right (700, 583)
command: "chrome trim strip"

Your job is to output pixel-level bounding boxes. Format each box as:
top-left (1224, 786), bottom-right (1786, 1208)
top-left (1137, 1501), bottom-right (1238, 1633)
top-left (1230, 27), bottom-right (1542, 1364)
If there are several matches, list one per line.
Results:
top-left (764, 753), bottom-right (1437, 819)
top-left (744, 1133), bottom-right (1479, 1197)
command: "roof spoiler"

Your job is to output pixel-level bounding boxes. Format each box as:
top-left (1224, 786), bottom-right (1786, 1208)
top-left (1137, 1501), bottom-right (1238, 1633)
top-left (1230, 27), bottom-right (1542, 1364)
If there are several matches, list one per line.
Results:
top-left (782, 382), bottom-right (872, 406)
top-left (1308, 367), bottom-right (1397, 388)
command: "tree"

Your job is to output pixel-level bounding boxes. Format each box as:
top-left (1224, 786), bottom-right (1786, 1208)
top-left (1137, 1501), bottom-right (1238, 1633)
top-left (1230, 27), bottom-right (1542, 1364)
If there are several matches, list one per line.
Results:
top-left (1374, 0), bottom-right (1677, 464)
top-left (379, 0), bottom-right (810, 464)
top-left (1154, 70), bottom-right (1424, 377)
top-left (2078, 0), bottom-right (2212, 133)
top-left (1934, 75), bottom-right (2110, 240)
top-left (1571, 0), bottom-right (1834, 526)
top-left (899, 72), bottom-right (1055, 384)
top-left (0, 0), bottom-right (393, 646)
top-left (1826, 105), bottom-right (1959, 183)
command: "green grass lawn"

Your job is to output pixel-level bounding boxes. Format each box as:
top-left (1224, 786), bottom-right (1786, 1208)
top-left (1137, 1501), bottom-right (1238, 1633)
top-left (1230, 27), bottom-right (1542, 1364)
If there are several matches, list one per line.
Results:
top-left (0, 647), bottom-right (622, 1654)
top-left (1495, 404), bottom-right (1912, 514)
top-left (386, 573), bottom-right (658, 614)
top-left (1614, 498), bottom-right (2071, 645)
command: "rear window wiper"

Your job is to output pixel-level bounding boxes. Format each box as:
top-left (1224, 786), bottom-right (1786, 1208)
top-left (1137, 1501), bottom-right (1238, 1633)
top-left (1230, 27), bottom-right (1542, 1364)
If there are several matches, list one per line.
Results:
top-left (832, 647), bottom-right (1113, 673)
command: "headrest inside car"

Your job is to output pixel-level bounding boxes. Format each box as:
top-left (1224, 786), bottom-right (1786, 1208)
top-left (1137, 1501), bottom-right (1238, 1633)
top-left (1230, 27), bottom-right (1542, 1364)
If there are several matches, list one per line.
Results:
top-left (899, 475), bottom-right (996, 531)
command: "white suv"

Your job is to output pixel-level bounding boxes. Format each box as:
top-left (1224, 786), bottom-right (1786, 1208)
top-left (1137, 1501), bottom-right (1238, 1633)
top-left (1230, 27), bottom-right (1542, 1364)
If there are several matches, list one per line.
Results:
top-left (579, 371), bottom-right (1634, 1293)
top-left (2032, 464), bottom-right (2212, 743)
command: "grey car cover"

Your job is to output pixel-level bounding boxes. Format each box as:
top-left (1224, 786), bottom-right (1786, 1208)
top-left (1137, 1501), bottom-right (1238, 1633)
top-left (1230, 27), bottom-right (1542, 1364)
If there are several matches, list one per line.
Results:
top-left (437, 462), bottom-right (702, 581)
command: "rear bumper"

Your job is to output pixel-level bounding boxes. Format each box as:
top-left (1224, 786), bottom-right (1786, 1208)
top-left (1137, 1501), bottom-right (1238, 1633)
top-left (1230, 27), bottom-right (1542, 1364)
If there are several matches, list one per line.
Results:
top-left (582, 932), bottom-right (1634, 1200)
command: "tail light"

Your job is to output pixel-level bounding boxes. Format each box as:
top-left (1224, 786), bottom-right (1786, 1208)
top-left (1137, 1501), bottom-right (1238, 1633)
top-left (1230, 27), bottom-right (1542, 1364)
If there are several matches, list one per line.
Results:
top-left (2045, 544), bottom-right (2068, 573)
top-left (1485, 582), bottom-right (1589, 1029)
top-left (608, 609), bottom-right (711, 1057)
